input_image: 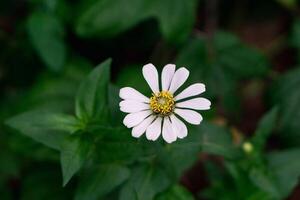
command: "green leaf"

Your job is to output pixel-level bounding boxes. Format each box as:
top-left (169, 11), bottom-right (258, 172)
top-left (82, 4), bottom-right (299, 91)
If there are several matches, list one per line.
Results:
top-left (176, 32), bottom-right (269, 80)
top-left (267, 148), bottom-right (300, 198)
top-left (175, 38), bottom-right (207, 83)
top-left (119, 165), bottom-right (171, 200)
top-left (175, 39), bottom-right (241, 115)
top-left (251, 107), bottom-right (278, 151)
top-left (277, 0), bottom-right (298, 9)
top-left (108, 84), bottom-right (124, 125)
top-left (21, 167), bottom-right (72, 200)
top-left (116, 65), bottom-right (151, 95)
top-left (27, 12), bottom-right (66, 72)
top-left (246, 192), bottom-right (274, 200)
top-left (76, 0), bottom-right (147, 38)
top-left (60, 135), bottom-right (91, 186)
top-left (155, 185), bottom-right (194, 200)
top-left (75, 164), bottom-right (130, 200)
top-left (290, 20), bottom-right (300, 48)
top-left (158, 122), bottom-right (240, 182)
top-left (218, 46), bottom-right (269, 78)
top-left (148, 0), bottom-right (198, 43)
top-left (213, 31), bottom-right (240, 50)
top-left (6, 111), bottom-right (78, 150)
top-left (76, 0), bottom-right (197, 43)
top-left (83, 128), bottom-right (139, 176)
top-left (199, 122), bottom-right (240, 159)
top-left (119, 183), bottom-right (138, 200)
top-left (201, 161), bottom-right (243, 200)
top-left (75, 58), bottom-right (111, 123)
top-left (176, 32), bottom-right (268, 115)
top-left (157, 127), bottom-right (207, 180)
top-left (249, 169), bottom-right (280, 199)
top-left (89, 126), bottom-right (143, 165)
top-left (16, 58), bottom-right (91, 113)
top-left (214, 32), bottom-right (269, 78)
top-left (208, 63), bottom-right (241, 115)
top-left (270, 67), bottom-right (300, 145)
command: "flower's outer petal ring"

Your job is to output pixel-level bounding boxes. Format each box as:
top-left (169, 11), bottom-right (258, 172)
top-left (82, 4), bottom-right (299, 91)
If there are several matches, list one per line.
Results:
top-left (174, 108), bottom-right (203, 125)
top-left (146, 117), bottom-right (162, 141)
top-left (176, 97), bottom-right (211, 110)
top-left (175, 83), bottom-right (206, 101)
top-left (161, 64), bottom-right (176, 91)
top-left (142, 63), bottom-right (160, 93)
top-left (120, 100), bottom-right (149, 113)
top-left (123, 110), bottom-right (152, 128)
top-left (169, 67), bottom-right (189, 94)
top-left (162, 117), bottom-right (177, 143)
top-left (132, 115), bottom-right (155, 138)
top-left (119, 87), bottom-right (149, 103)
top-left (170, 114), bottom-right (188, 139)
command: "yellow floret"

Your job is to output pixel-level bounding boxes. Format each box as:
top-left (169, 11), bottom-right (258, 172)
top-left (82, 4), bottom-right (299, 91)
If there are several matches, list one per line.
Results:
top-left (150, 91), bottom-right (175, 116)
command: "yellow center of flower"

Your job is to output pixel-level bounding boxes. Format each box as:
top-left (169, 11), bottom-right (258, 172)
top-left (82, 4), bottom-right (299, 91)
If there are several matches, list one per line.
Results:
top-left (150, 91), bottom-right (175, 116)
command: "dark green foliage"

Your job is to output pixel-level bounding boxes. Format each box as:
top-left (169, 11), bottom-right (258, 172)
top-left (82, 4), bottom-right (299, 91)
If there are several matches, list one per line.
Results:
top-left (75, 164), bottom-right (130, 200)
top-left (270, 67), bottom-right (300, 146)
top-left (155, 185), bottom-right (195, 200)
top-left (199, 122), bottom-right (240, 159)
top-left (2, 0), bottom-right (300, 199)
top-left (6, 111), bottom-right (79, 150)
top-left (267, 148), bottom-right (300, 198)
top-left (6, 59), bottom-right (240, 199)
top-left (200, 107), bottom-right (300, 200)
top-left (75, 58), bottom-right (111, 123)
top-left (251, 107), bottom-right (278, 151)
top-left (119, 164), bottom-right (170, 200)
top-left (27, 12), bottom-right (66, 72)
top-left (61, 134), bottom-right (91, 186)
top-left (76, 0), bottom-right (197, 43)
top-left (176, 32), bottom-right (269, 117)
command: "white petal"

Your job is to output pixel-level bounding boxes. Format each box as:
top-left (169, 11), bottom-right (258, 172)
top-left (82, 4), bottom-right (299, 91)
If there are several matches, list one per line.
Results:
top-left (132, 115), bottom-right (155, 138)
top-left (170, 115), bottom-right (188, 139)
top-left (162, 117), bottom-right (177, 143)
top-left (120, 100), bottom-right (149, 113)
top-left (176, 97), bottom-right (211, 110)
top-left (146, 117), bottom-right (162, 141)
top-left (161, 64), bottom-right (175, 91)
top-left (175, 108), bottom-right (203, 125)
top-left (119, 87), bottom-right (149, 103)
top-left (175, 83), bottom-right (206, 101)
top-left (169, 67), bottom-right (189, 93)
top-left (123, 110), bottom-right (152, 128)
top-left (142, 63), bottom-right (159, 93)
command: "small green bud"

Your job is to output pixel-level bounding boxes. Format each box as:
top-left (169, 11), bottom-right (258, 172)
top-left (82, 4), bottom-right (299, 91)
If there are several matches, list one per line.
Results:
top-left (242, 142), bottom-right (253, 154)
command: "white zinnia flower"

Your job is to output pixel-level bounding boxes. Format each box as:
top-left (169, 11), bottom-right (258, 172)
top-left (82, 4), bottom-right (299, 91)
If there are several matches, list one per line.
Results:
top-left (119, 64), bottom-right (211, 143)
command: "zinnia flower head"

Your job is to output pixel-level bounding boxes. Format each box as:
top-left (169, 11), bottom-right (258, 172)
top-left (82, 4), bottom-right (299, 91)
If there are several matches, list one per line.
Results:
top-left (119, 64), bottom-right (211, 143)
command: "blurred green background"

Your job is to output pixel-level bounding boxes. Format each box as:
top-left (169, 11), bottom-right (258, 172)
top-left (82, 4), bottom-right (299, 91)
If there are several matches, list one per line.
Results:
top-left (1, 0), bottom-right (300, 199)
